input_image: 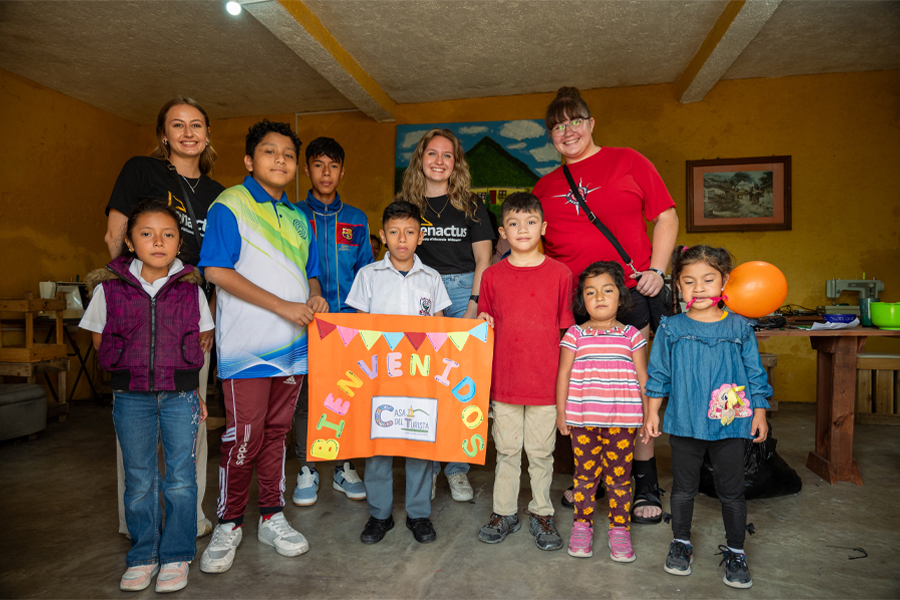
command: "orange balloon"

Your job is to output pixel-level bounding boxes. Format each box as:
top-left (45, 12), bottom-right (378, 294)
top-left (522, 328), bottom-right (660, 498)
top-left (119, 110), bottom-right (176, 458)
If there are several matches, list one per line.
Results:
top-left (723, 261), bottom-right (788, 318)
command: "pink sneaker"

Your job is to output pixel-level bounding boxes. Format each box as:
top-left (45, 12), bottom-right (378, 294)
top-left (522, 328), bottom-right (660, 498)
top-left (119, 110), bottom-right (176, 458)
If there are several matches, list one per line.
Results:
top-left (119, 563), bottom-right (159, 591)
top-left (155, 561), bottom-right (189, 593)
top-left (608, 527), bottom-right (636, 563)
top-left (567, 521), bottom-right (593, 558)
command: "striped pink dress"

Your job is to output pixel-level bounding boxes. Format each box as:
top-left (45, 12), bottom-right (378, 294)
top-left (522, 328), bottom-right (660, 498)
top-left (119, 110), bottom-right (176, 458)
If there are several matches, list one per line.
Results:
top-left (560, 324), bottom-right (647, 427)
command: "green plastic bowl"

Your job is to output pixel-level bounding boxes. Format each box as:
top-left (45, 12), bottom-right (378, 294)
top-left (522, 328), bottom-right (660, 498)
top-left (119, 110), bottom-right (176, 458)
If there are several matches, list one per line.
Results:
top-left (870, 302), bottom-right (900, 330)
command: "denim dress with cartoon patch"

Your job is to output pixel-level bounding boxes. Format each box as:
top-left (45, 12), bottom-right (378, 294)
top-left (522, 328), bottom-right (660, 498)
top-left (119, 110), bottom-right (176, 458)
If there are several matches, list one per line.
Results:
top-left (645, 312), bottom-right (772, 441)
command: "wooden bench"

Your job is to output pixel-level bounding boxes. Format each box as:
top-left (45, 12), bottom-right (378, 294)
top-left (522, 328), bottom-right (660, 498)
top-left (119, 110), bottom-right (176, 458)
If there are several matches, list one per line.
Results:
top-left (855, 352), bottom-right (900, 425)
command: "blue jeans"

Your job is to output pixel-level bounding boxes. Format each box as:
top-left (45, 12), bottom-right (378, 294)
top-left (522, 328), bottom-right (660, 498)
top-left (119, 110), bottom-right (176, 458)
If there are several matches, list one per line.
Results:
top-left (436, 272), bottom-right (474, 477)
top-left (113, 390), bottom-right (200, 566)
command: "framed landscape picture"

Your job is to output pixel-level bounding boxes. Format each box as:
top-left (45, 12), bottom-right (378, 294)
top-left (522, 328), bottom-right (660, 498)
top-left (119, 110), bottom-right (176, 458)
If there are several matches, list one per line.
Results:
top-left (685, 156), bottom-right (791, 233)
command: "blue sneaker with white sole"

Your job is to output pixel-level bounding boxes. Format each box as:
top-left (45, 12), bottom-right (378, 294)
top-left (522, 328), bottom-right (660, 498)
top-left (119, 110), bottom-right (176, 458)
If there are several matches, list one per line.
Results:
top-left (334, 462), bottom-right (366, 500)
top-left (292, 466), bottom-right (319, 506)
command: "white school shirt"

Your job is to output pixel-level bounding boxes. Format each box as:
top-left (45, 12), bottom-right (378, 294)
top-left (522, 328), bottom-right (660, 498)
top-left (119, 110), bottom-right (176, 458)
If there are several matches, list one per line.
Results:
top-left (345, 253), bottom-right (451, 317)
top-left (80, 258), bottom-right (214, 333)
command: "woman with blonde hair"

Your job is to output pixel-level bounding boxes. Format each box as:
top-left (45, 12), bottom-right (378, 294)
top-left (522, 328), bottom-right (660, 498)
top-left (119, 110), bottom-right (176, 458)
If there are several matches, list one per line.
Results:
top-left (396, 128), bottom-right (495, 502)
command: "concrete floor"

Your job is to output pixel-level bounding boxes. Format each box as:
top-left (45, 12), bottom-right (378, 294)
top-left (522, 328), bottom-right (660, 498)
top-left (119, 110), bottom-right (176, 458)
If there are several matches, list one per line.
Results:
top-left (1, 402), bottom-right (898, 599)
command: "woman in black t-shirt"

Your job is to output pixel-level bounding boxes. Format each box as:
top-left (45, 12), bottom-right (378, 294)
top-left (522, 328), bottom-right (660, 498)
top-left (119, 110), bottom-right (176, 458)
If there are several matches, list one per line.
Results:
top-left (396, 128), bottom-right (494, 502)
top-left (104, 97), bottom-right (224, 540)
top-left (105, 97), bottom-right (225, 265)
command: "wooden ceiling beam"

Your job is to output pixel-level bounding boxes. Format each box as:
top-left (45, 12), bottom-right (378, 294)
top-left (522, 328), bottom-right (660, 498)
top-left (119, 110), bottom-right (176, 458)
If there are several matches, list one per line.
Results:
top-left (244, 0), bottom-right (396, 122)
top-left (676, 0), bottom-right (782, 103)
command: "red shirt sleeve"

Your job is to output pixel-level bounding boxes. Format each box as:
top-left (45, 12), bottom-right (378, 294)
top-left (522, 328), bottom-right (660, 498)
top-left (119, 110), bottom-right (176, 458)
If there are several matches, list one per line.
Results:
top-left (558, 265), bottom-right (575, 329)
top-left (627, 149), bottom-right (676, 222)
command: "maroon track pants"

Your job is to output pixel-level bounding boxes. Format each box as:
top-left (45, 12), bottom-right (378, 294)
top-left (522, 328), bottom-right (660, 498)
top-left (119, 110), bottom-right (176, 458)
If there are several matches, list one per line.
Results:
top-left (217, 376), bottom-right (303, 522)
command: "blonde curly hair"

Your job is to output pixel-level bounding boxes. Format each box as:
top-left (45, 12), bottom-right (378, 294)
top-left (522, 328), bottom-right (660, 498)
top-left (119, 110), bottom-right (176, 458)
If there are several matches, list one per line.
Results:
top-left (396, 129), bottom-right (479, 222)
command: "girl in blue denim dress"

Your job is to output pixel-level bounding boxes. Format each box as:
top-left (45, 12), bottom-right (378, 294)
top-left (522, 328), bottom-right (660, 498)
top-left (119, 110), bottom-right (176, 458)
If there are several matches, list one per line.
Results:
top-left (81, 199), bottom-right (214, 593)
top-left (642, 245), bottom-right (772, 590)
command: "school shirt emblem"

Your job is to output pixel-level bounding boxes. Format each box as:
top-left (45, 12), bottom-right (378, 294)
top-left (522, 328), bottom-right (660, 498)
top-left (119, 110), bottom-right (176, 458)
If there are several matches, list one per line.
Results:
top-left (418, 297), bottom-right (433, 316)
top-left (341, 227), bottom-right (353, 240)
top-left (292, 219), bottom-right (308, 239)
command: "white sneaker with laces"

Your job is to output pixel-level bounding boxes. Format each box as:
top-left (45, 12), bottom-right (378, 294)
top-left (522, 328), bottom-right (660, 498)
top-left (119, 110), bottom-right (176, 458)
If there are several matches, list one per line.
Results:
top-left (200, 522), bottom-right (242, 573)
top-left (447, 472), bottom-right (474, 501)
top-left (258, 513), bottom-right (310, 557)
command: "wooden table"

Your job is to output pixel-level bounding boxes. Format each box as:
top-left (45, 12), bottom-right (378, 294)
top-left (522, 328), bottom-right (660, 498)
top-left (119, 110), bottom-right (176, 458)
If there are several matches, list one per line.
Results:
top-left (756, 326), bottom-right (900, 485)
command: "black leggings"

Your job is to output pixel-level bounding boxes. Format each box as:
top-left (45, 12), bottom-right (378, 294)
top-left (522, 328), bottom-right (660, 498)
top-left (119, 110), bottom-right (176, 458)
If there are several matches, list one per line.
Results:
top-left (669, 435), bottom-right (747, 549)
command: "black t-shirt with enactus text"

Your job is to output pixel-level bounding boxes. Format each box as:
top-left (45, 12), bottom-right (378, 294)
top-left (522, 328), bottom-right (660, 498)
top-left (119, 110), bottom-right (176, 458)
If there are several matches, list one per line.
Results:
top-left (416, 195), bottom-right (495, 275)
top-left (106, 156), bottom-right (225, 266)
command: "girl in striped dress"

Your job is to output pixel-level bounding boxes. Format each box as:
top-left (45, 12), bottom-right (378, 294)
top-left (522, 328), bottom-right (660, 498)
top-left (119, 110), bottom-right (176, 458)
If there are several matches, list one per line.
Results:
top-left (556, 261), bottom-right (649, 562)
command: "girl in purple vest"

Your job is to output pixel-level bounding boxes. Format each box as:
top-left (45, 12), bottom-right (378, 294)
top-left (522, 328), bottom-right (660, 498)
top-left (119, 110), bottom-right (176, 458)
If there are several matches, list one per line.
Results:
top-left (80, 198), bottom-right (214, 593)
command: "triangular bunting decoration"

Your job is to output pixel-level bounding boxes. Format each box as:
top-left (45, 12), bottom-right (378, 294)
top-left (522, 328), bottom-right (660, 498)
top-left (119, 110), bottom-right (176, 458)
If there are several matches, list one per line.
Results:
top-left (405, 331), bottom-right (427, 350)
top-left (337, 326), bottom-right (358, 347)
top-left (316, 318), bottom-right (337, 340)
top-left (359, 330), bottom-right (382, 350)
top-left (448, 331), bottom-right (469, 351)
top-left (427, 332), bottom-right (448, 352)
top-left (382, 331), bottom-right (404, 351)
top-left (467, 321), bottom-right (489, 343)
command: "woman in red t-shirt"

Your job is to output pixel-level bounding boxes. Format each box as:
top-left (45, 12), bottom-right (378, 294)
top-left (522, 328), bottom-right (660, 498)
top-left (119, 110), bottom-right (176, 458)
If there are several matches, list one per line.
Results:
top-left (533, 87), bottom-right (679, 525)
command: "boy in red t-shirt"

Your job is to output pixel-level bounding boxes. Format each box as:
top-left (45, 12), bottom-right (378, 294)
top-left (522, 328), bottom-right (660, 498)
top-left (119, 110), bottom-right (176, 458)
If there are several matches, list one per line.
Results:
top-left (476, 192), bottom-right (575, 551)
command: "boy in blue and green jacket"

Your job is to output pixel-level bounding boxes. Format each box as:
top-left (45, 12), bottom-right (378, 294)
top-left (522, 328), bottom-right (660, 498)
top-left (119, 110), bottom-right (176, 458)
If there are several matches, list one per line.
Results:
top-left (292, 136), bottom-right (373, 506)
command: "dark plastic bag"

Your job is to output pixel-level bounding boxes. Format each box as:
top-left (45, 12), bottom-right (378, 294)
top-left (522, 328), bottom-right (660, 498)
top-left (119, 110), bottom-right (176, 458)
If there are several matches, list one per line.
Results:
top-left (699, 424), bottom-right (802, 500)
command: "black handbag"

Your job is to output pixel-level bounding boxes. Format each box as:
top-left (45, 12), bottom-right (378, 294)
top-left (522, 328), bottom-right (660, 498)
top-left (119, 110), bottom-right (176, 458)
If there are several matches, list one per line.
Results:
top-left (562, 164), bottom-right (641, 279)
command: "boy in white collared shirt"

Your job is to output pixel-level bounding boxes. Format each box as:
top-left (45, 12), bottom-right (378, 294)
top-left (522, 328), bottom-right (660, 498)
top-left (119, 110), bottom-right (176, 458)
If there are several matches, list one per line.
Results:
top-left (345, 201), bottom-right (451, 545)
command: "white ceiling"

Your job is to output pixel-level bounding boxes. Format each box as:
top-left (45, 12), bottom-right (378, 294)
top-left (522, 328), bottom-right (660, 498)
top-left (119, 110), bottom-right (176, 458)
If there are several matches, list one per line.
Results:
top-left (1, 0), bottom-right (897, 125)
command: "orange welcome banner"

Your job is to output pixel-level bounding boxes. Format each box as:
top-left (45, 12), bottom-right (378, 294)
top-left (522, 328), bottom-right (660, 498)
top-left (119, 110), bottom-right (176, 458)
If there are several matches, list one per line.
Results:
top-left (307, 314), bottom-right (494, 465)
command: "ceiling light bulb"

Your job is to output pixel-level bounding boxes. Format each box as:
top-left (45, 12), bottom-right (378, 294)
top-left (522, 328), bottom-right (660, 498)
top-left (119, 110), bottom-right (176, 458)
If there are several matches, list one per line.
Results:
top-left (226, 1), bottom-right (242, 16)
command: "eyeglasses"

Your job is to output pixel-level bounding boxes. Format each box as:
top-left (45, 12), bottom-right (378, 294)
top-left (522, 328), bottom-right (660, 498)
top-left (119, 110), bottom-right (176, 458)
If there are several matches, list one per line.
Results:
top-left (550, 118), bottom-right (588, 136)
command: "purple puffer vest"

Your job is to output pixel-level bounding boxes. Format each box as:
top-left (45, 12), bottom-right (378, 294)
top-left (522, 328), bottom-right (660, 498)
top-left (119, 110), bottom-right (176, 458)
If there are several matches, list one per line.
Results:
top-left (98, 256), bottom-right (203, 392)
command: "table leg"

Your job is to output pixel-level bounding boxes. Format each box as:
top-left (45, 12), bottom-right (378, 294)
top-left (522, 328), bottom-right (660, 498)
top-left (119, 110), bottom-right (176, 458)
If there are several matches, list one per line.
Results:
top-left (64, 325), bottom-right (100, 401)
top-left (806, 336), bottom-right (864, 485)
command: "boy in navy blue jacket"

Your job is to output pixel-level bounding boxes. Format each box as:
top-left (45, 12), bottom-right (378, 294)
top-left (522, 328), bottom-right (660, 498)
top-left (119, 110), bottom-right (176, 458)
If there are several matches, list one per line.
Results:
top-left (292, 137), bottom-right (373, 506)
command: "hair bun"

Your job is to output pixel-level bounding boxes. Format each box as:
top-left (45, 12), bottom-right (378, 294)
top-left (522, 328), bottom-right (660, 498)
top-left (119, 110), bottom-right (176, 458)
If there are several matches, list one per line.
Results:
top-left (556, 86), bottom-right (581, 99)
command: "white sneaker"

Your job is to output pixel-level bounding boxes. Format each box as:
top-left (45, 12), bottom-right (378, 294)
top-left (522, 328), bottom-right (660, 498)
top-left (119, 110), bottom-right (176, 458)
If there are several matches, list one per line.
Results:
top-left (200, 523), bottom-right (242, 573)
top-left (257, 513), bottom-right (309, 557)
top-left (447, 472), bottom-right (474, 502)
top-left (431, 472), bottom-right (437, 501)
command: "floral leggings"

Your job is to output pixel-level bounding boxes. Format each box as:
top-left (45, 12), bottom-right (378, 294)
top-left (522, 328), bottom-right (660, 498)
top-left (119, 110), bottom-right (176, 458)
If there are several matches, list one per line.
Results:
top-left (571, 426), bottom-right (636, 530)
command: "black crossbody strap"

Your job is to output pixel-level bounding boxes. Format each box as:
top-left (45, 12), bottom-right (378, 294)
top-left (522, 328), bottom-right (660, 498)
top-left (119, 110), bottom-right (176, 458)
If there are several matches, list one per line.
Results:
top-left (562, 164), bottom-right (641, 278)
top-left (167, 163), bottom-right (204, 252)
top-left (168, 163), bottom-right (212, 298)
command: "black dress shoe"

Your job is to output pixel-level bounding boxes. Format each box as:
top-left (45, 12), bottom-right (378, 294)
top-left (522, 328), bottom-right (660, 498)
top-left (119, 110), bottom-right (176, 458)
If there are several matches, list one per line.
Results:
top-left (406, 516), bottom-right (436, 544)
top-left (360, 515), bottom-right (394, 544)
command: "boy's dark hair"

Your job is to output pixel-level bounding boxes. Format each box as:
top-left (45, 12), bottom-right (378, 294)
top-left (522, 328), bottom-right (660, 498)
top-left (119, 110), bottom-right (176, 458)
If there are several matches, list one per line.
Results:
top-left (382, 201), bottom-right (421, 226)
top-left (500, 191), bottom-right (544, 221)
top-left (120, 198), bottom-right (182, 259)
top-left (245, 119), bottom-right (302, 157)
top-left (573, 261), bottom-right (634, 318)
top-left (670, 245), bottom-right (734, 314)
top-left (369, 234), bottom-right (381, 245)
top-left (305, 137), bottom-right (345, 165)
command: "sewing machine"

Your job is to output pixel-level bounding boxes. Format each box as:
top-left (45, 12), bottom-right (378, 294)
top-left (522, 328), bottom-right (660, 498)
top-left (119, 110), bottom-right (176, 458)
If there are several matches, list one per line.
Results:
top-left (820, 278), bottom-right (884, 315)
top-left (39, 282), bottom-right (86, 318)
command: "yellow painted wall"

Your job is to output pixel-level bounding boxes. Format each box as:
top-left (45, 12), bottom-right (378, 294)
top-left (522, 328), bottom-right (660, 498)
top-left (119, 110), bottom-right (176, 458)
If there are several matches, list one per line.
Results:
top-left (0, 68), bottom-right (145, 400)
top-left (3, 68), bottom-right (898, 405)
